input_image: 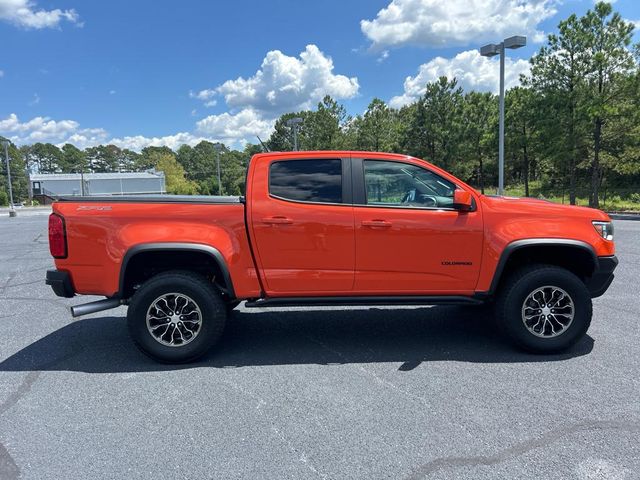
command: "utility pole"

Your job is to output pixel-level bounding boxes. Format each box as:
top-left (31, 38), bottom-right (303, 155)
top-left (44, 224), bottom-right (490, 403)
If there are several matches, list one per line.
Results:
top-left (214, 143), bottom-right (223, 196)
top-left (286, 117), bottom-right (303, 151)
top-left (480, 35), bottom-right (526, 195)
top-left (2, 140), bottom-right (16, 217)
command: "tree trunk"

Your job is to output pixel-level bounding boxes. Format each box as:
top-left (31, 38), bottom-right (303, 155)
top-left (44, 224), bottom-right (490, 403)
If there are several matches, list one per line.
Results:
top-left (522, 125), bottom-right (529, 197)
top-left (568, 82), bottom-right (577, 205)
top-left (478, 147), bottom-right (484, 194)
top-left (590, 117), bottom-right (602, 208)
top-left (569, 158), bottom-right (577, 205)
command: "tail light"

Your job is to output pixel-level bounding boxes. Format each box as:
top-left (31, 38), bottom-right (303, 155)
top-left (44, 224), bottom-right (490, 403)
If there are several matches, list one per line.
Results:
top-left (49, 213), bottom-right (68, 258)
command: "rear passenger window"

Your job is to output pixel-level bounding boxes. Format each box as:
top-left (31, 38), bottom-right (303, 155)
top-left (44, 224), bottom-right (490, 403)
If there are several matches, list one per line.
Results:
top-left (270, 159), bottom-right (342, 203)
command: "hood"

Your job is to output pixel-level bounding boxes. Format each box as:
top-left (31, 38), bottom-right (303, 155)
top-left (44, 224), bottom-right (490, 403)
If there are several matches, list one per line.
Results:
top-left (479, 194), bottom-right (611, 221)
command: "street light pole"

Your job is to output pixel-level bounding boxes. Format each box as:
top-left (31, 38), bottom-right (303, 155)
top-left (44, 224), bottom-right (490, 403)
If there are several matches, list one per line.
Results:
top-left (480, 35), bottom-right (526, 195)
top-left (214, 144), bottom-right (223, 196)
top-left (498, 43), bottom-right (505, 196)
top-left (286, 117), bottom-right (303, 151)
top-left (2, 140), bottom-right (16, 217)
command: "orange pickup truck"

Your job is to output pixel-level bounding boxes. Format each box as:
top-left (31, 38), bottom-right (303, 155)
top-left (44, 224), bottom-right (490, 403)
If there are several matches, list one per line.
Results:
top-left (46, 151), bottom-right (617, 362)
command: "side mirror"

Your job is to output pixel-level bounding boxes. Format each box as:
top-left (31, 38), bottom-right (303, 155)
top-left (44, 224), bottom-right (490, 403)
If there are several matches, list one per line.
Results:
top-left (453, 189), bottom-right (473, 211)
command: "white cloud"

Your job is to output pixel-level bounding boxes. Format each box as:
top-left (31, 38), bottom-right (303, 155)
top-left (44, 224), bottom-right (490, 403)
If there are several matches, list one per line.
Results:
top-left (377, 50), bottom-right (390, 63)
top-left (0, 112), bottom-right (265, 151)
top-left (0, 113), bottom-right (207, 150)
top-left (28, 92), bottom-right (40, 105)
top-left (186, 44), bottom-right (359, 146)
top-left (0, 113), bottom-right (109, 149)
top-left (196, 108), bottom-right (273, 145)
top-left (189, 89), bottom-right (217, 107)
top-left (389, 49), bottom-right (530, 107)
top-left (0, 69), bottom-right (4, 77)
top-left (64, 128), bottom-right (110, 149)
top-left (361, 0), bottom-right (556, 49)
top-left (109, 90), bottom-right (116, 95)
top-left (0, 0), bottom-right (80, 29)
top-left (193, 44), bottom-right (359, 116)
top-left (1, 113), bottom-right (77, 138)
top-left (109, 133), bottom-right (207, 152)
top-left (626, 18), bottom-right (640, 31)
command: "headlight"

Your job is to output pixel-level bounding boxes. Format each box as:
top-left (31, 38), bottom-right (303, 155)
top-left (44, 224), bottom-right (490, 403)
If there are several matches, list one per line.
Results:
top-left (592, 221), bottom-right (614, 241)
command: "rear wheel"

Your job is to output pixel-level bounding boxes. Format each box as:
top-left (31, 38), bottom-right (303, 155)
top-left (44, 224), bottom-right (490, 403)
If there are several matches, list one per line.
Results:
top-left (127, 271), bottom-right (226, 363)
top-left (496, 265), bottom-right (592, 353)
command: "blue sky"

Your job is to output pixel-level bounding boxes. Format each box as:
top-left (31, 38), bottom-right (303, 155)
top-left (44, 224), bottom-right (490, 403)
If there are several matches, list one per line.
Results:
top-left (0, 0), bottom-right (639, 150)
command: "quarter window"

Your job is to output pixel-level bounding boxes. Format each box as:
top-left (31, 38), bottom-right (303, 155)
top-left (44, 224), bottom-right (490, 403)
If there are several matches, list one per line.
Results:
top-left (270, 159), bottom-right (343, 204)
top-left (364, 160), bottom-right (455, 209)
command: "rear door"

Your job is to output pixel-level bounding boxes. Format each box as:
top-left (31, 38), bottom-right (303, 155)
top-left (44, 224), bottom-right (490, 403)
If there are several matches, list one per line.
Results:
top-left (248, 156), bottom-right (354, 295)
top-left (352, 157), bottom-right (483, 294)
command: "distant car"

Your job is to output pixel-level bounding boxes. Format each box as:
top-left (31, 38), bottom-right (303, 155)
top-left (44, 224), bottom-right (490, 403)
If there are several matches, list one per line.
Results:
top-left (46, 151), bottom-right (618, 363)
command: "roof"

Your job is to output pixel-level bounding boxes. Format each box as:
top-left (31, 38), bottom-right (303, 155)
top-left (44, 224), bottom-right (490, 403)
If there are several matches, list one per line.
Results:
top-left (30, 171), bottom-right (164, 181)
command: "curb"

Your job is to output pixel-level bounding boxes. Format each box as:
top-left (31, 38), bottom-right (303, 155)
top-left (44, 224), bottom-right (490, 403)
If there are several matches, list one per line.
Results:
top-left (609, 213), bottom-right (640, 221)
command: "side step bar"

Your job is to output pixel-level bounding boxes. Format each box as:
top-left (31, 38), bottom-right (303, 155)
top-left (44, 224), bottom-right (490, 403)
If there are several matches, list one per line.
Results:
top-left (244, 296), bottom-right (483, 308)
top-left (70, 298), bottom-right (124, 318)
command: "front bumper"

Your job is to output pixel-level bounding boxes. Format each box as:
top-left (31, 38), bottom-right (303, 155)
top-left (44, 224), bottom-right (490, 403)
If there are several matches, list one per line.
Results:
top-left (586, 255), bottom-right (618, 298)
top-left (46, 269), bottom-right (75, 298)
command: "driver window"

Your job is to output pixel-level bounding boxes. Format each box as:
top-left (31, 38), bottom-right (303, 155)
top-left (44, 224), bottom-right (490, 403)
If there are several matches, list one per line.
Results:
top-left (363, 160), bottom-right (455, 209)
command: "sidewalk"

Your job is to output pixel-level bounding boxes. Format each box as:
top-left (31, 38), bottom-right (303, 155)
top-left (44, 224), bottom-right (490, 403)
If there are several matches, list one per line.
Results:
top-left (608, 212), bottom-right (640, 221)
top-left (0, 206), bottom-right (52, 216)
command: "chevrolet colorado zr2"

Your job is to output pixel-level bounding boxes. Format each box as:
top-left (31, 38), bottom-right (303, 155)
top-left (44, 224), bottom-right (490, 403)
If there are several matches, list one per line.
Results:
top-left (45, 151), bottom-right (618, 363)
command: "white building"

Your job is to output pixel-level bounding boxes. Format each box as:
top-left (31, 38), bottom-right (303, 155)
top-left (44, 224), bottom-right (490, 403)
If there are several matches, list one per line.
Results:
top-left (30, 171), bottom-right (166, 201)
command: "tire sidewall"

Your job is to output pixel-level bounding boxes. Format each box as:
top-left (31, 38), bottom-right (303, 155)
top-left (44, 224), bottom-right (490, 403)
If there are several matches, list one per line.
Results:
top-left (501, 268), bottom-right (592, 352)
top-left (127, 273), bottom-right (225, 363)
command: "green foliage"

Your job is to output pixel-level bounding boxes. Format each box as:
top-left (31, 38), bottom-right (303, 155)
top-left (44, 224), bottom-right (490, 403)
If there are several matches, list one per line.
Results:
top-left (60, 144), bottom-right (87, 172)
top-left (0, 137), bottom-right (29, 203)
top-left (527, 1), bottom-right (640, 206)
top-left (152, 152), bottom-right (199, 195)
top-left (348, 98), bottom-right (400, 152)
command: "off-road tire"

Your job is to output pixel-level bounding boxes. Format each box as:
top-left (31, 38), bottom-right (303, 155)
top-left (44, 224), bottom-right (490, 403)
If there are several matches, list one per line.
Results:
top-left (496, 264), bottom-right (592, 353)
top-left (127, 270), bottom-right (226, 363)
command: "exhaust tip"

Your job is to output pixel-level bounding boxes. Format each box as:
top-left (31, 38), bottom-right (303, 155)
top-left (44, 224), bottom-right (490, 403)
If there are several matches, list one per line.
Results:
top-left (70, 298), bottom-right (123, 318)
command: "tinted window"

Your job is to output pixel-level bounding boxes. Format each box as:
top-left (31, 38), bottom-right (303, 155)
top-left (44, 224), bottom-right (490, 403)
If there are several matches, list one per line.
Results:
top-left (270, 159), bottom-right (342, 203)
top-left (364, 160), bottom-right (455, 208)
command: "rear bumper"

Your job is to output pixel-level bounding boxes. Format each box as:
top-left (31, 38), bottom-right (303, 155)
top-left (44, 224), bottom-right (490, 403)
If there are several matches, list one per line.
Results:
top-left (46, 269), bottom-right (75, 298)
top-left (586, 255), bottom-right (618, 298)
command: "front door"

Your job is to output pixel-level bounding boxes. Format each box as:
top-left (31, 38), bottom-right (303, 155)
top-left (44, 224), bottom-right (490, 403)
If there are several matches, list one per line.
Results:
top-left (249, 156), bottom-right (354, 295)
top-left (352, 158), bottom-right (483, 294)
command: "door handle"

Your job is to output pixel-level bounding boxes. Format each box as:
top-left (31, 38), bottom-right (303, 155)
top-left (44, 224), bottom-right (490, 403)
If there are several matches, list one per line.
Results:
top-left (262, 216), bottom-right (293, 225)
top-left (361, 220), bottom-right (392, 228)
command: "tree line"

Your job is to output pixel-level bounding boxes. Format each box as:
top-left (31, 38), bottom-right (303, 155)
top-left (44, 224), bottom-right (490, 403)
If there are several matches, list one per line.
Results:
top-left (2, 2), bottom-right (638, 208)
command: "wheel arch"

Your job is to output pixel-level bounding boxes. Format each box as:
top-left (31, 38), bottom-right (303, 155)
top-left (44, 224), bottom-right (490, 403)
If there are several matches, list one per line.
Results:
top-left (486, 239), bottom-right (597, 296)
top-left (118, 243), bottom-right (236, 300)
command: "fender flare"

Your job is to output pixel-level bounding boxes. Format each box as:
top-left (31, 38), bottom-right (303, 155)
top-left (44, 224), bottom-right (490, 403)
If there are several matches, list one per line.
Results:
top-left (118, 242), bottom-right (236, 299)
top-left (486, 238), bottom-right (597, 295)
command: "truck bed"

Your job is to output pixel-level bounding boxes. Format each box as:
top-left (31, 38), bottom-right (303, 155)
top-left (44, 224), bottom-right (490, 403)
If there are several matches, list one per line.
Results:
top-left (51, 197), bottom-right (261, 298)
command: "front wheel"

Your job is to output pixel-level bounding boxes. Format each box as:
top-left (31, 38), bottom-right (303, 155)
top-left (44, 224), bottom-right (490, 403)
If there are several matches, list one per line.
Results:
top-left (127, 271), bottom-right (227, 363)
top-left (496, 265), bottom-right (592, 353)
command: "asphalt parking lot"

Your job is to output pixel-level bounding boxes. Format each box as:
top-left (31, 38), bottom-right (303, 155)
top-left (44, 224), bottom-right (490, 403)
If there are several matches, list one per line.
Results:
top-left (0, 212), bottom-right (638, 480)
